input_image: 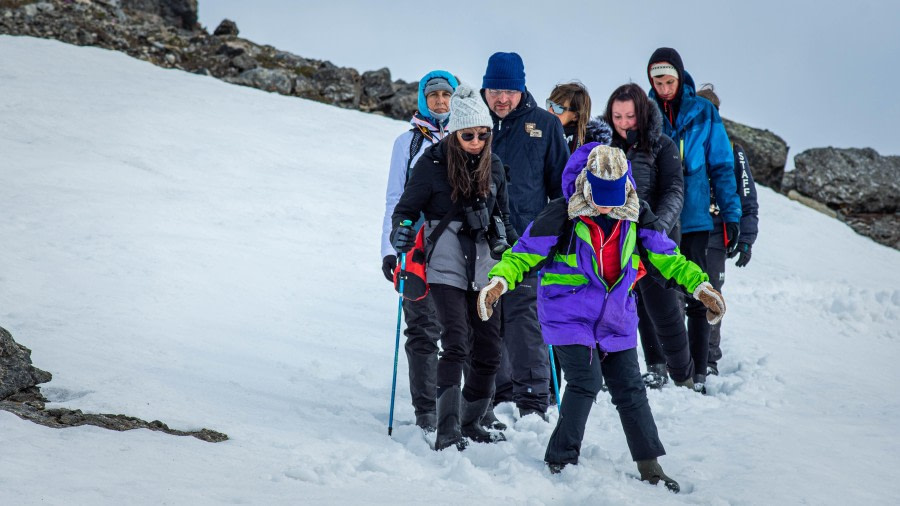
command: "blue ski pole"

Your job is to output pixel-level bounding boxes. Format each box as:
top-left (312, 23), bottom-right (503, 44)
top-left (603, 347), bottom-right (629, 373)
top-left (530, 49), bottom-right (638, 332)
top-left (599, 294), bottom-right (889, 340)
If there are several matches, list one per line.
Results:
top-left (548, 345), bottom-right (561, 411)
top-left (388, 220), bottom-right (412, 436)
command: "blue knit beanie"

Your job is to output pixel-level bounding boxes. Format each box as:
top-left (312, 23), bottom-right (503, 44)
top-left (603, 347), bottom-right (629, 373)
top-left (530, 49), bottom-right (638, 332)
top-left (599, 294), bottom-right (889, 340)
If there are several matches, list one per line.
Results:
top-left (482, 52), bottom-right (526, 91)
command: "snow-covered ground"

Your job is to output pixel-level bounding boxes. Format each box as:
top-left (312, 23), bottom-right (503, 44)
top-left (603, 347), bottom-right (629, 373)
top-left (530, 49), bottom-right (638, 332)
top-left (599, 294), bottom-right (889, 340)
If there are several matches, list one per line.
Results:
top-left (1, 36), bottom-right (898, 505)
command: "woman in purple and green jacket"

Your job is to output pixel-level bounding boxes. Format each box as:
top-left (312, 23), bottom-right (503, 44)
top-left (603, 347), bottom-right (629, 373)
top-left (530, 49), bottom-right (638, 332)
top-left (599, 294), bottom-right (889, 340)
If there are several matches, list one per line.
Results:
top-left (476, 144), bottom-right (726, 492)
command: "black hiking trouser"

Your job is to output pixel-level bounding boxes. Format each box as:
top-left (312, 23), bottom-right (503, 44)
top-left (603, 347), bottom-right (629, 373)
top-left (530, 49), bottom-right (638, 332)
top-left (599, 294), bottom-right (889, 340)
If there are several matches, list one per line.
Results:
top-left (493, 271), bottom-right (551, 412)
top-left (430, 284), bottom-right (503, 401)
top-left (545, 346), bottom-right (665, 465)
top-left (706, 227), bottom-right (727, 368)
top-left (680, 231), bottom-right (711, 381)
top-left (402, 292), bottom-right (442, 418)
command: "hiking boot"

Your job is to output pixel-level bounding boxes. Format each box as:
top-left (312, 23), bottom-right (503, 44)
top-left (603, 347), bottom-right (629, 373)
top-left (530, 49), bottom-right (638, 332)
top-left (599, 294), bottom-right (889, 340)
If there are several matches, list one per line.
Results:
top-left (434, 386), bottom-right (467, 451)
top-left (642, 363), bottom-right (669, 389)
top-left (480, 405), bottom-right (507, 431)
top-left (637, 458), bottom-right (680, 493)
top-left (519, 407), bottom-right (549, 422)
top-left (547, 462), bottom-right (567, 474)
top-left (692, 374), bottom-right (707, 395)
top-left (707, 363), bottom-right (719, 376)
top-left (461, 397), bottom-right (506, 444)
top-left (415, 412), bottom-right (436, 433)
top-left (673, 377), bottom-right (695, 390)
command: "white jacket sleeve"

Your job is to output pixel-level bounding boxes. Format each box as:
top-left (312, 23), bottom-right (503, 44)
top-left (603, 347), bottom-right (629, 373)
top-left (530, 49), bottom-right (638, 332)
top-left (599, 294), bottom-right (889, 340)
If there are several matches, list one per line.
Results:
top-left (382, 131), bottom-right (414, 258)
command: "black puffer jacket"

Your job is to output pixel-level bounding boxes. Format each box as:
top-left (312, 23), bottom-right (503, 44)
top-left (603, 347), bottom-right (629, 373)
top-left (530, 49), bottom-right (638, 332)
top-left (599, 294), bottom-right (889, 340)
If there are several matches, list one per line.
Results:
top-left (602, 105), bottom-right (684, 235)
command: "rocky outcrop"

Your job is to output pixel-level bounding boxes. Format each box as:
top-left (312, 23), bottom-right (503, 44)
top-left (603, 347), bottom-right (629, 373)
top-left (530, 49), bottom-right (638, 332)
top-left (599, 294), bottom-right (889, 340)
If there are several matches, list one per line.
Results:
top-left (0, 325), bottom-right (227, 442)
top-left (786, 148), bottom-right (900, 249)
top-left (0, 326), bottom-right (52, 399)
top-left (722, 117), bottom-right (790, 192)
top-left (0, 0), bottom-right (420, 119)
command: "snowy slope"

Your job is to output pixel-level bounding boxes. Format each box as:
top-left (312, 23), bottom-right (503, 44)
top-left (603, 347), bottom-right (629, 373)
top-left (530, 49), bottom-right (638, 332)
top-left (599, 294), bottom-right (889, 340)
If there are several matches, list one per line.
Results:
top-left (1, 36), bottom-right (898, 505)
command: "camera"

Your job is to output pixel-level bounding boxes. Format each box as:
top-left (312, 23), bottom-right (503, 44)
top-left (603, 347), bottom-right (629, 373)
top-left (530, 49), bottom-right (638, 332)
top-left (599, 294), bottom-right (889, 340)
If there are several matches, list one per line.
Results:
top-left (487, 215), bottom-right (511, 259)
top-left (463, 199), bottom-right (510, 260)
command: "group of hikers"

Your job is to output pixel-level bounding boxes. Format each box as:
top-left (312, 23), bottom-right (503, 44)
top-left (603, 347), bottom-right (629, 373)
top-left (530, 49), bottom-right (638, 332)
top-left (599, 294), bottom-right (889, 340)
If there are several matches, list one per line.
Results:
top-left (379, 47), bottom-right (760, 493)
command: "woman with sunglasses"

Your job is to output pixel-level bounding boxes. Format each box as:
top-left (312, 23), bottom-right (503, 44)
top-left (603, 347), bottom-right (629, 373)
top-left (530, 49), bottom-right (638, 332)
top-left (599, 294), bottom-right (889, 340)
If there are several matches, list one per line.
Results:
top-left (546, 82), bottom-right (592, 153)
top-left (603, 83), bottom-right (695, 391)
top-left (391, 84), bottom-right (518, 451)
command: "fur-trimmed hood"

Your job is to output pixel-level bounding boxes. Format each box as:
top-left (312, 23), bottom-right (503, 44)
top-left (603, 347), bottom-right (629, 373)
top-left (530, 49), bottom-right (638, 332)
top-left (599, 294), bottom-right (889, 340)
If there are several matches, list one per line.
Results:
top-left (584, 116), bottom-right (613, 146)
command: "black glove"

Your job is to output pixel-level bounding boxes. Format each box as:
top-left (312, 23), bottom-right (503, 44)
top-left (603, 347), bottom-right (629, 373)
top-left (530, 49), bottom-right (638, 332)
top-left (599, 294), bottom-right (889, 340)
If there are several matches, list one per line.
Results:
top-left (725, 222), bottom-right (740, 256)
top-left (731, 242), bottom-right (752, 267)
top-left (390, 224), bottom-right (416, 254)
top-left (381, 254), bottom-right (397, 282)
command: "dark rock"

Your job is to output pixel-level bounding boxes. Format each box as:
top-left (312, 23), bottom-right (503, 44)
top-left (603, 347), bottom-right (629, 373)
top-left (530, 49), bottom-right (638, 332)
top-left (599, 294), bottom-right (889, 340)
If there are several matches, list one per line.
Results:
top-left (793, 148), bottom-right (900, 214)
top-left (213, 18), bottom-right (238, 37)
top-left (226, 68), bottom-right (293, 95)
top-left (0, 326), bottom-right (52, 399)
top-left (120, 0), bottom-right (198, 30)
top-left (722, 117), bottom-right (789, 192)
top-left (360, 67), bottom-right (395, 111)
top-left (0, 0), bottom-right (419, 118)
top-left (792, 147), bottom-right (900, 249)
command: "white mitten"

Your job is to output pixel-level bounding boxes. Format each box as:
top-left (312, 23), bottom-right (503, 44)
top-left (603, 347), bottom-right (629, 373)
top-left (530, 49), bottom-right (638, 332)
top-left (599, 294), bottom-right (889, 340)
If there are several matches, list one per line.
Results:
top-left (477, 277), bottom-right (508, 321)
top-left (693, 281), bottom-right (726, 325)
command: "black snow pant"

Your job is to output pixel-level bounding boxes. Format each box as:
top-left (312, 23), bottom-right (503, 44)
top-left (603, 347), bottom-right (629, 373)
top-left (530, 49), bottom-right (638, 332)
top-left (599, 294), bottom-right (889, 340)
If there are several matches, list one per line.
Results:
top-left (706, 227), bottom-right (727, 367)
top-left (681, 231), bottom-right (711, 381)
top-left (545, 345), bottom-right (665, 465)
top-left (636, 221), bottom-right (694, 382)
top-left (636, 276), bottom-right (694, 382)
top-left (430, 284), bottom-right (503, 401)
top-left (493, 271), bottom-right (551, 412)
top-left (402, 293), bottom-right (442, 418)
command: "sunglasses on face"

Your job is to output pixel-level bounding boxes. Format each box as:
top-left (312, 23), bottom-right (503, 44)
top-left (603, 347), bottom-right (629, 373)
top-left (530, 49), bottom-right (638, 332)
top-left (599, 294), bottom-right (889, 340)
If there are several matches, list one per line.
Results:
top-left (459, 131), bottom-right (492, 142)
top-left (546, 99), bottom-right (574, 114)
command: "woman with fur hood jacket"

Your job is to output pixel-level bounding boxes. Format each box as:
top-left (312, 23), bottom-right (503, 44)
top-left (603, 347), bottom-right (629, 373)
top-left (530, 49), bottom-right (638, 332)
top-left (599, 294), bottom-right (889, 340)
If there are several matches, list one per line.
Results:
top-left (602, 83), bottom-right (701, 391)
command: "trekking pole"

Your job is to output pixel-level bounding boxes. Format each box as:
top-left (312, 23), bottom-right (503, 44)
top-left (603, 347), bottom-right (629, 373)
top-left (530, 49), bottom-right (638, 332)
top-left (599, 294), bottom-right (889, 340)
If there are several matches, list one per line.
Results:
top-left (388, 220), bottom-right (412, 436)
top-left (548, 345), bottom-right (561, 411)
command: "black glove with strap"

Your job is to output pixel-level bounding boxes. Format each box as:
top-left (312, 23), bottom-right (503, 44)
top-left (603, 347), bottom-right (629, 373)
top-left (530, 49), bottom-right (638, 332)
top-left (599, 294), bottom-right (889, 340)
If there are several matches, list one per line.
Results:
top-left (724, 222), bottom-right (740, 256)
top-left (390, 224), bottom-right (416, 254)
top-left (381, 254), bottom-right (397, 282)
top-left (730, 242), bottom-right (752, 267)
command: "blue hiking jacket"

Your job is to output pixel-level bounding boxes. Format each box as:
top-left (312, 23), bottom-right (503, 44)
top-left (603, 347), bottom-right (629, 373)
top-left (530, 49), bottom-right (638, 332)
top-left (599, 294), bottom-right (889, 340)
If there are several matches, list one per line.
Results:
top-left (650, 72), bottom-right (741, 233)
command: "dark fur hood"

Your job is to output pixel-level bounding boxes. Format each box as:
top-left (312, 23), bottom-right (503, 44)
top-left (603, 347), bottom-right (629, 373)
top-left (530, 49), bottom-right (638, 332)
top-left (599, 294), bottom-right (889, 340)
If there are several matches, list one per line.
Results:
top-left (584, 116), bottom-right (613, 145)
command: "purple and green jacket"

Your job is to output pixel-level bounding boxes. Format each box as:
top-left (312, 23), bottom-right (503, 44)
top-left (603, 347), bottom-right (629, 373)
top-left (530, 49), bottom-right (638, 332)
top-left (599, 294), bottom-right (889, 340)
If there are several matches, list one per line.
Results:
top-left (488, 145), bottom-right (709, 352)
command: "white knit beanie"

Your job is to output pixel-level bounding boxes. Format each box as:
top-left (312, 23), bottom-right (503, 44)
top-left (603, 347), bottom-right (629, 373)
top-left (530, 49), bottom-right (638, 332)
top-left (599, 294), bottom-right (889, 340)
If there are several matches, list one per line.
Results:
top-left (446, 83), bottom-right (493, 132)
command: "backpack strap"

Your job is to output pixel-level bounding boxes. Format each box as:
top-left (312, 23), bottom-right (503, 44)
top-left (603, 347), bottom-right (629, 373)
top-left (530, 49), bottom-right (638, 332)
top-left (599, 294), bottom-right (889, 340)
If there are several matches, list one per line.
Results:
top-left (405, 125), bottom-right (436, 183)
top-left (424, 200), bottom-right (462, 263)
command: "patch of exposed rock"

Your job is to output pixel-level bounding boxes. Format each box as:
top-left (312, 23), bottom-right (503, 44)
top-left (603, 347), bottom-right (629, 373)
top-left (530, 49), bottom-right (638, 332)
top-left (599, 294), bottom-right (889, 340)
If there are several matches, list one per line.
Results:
top-left (0, 0), bottom-right (419, 119)
top-left (0, 325), bottom-right (227, 442)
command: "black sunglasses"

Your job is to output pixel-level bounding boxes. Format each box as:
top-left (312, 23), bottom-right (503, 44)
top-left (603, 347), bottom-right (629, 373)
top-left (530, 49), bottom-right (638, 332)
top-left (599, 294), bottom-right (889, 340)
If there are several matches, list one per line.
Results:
top-left (546, 99), bottom-right (574, 114)
top-left (459, 131), bottom-right (492, 141)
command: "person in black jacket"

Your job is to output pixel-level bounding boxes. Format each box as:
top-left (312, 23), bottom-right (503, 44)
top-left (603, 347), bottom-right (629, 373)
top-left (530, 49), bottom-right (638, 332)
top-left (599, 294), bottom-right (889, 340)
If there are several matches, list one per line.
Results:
top-left (392, 84), bottom-right (518, 451)
top-left (480, 52), bottom-right (571, 420)
top-left (696, 84), bottom-right (760, 376)
top-left (546, 81), bottom-right (592, 153)
top-left (601, 83), bottom-right (698, 390)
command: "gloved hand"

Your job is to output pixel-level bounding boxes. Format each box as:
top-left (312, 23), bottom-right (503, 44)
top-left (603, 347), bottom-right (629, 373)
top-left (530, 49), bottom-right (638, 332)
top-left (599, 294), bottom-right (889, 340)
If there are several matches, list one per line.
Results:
top-left (390, 224), bottom-right (416, 254)
top-left (693, 281), bottom-right (726, 325)
top-left (729, 242), bottom-right (752, 267)
top-left (381, 254), bottom-right (397, 282)
top-left (725, 222), bottom-right (740, 256)
top-left (477, 277), bottom-right (508, 321)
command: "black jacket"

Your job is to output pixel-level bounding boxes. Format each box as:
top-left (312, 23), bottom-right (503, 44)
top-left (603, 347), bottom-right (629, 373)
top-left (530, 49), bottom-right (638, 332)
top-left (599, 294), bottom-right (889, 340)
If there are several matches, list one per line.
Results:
top-left (711, 142), bottom-right (759, 245)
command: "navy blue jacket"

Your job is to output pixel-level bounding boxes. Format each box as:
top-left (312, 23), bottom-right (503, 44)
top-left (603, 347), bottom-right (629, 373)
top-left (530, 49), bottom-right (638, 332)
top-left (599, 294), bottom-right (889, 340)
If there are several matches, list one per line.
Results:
top-left (483, 89), bottom-right (570, 235)
top-left (711, 142), bottom-right (759, 245)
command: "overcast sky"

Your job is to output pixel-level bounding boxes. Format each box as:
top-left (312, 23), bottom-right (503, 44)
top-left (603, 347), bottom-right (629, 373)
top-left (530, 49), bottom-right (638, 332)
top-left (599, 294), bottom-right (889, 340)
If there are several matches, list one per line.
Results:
top-left (198, 0), bottom-right (900, 167)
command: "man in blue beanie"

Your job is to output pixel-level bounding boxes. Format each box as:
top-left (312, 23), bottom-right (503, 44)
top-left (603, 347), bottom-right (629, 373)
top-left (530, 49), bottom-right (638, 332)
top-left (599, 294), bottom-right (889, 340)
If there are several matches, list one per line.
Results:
top-left (481, 52), bottom-right (570, 421)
